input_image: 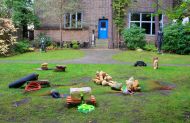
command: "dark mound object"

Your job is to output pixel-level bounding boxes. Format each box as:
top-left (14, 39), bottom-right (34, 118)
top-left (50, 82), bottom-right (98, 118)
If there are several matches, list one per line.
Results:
top-left (51, 91), bottom-right (61, 98)
top-left (9, 73), bottom-right (39, 88)
top-left (134, 61), bottom-right (147, 67)
top-left (54, 65), bottom-right (66, 72)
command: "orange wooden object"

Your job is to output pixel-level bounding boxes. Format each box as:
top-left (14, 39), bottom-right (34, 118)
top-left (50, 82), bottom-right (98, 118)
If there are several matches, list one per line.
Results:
top-left (25, 82), bottom-right (41, 92)
top-left (66, 95), bottom-right (96, 105)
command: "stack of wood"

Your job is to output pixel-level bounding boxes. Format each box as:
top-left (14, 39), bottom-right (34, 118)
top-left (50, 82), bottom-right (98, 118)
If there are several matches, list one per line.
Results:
top-left (126, 77), bottom-right (141, 92)
top-left (55, 65), bottom-right (66, 72)
top-left (92, 71), bottom-right (118, 86)
top-left (41, 63), bottom-right (48, 70)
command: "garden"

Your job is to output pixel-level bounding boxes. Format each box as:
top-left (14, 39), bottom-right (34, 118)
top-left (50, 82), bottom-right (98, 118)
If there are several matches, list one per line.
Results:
top-left (0, 48), bottom-right (190, 122)
top-left (0, 0), bottom-right (190, 123)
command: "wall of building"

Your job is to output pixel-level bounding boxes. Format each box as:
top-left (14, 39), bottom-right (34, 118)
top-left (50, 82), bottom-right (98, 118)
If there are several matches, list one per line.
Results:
top-left (35, 0), bottom-right (173, 48)
top-left (124, 0), bottom-right (173, 43)
top-left (34, 30), bottom-right (89, 42)
top-left (35, 0), bottom-right (113, 47)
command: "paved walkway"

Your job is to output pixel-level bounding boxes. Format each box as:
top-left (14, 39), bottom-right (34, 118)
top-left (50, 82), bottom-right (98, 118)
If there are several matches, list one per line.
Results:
top-left (0, 49), bottom-right (130, 64)
top-left (0, 49), bottom-right (190, 66)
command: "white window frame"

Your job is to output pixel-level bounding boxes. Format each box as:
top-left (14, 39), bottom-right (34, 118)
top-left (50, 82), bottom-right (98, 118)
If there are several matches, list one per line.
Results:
top-left (64, 12), bottom-right (83, 29)
top-left (129, 13), bottom-right (164, 35)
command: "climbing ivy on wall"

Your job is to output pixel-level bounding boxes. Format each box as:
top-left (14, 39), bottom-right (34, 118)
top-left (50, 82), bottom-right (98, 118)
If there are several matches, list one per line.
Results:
top-left (112, 0), bottom-right (130, 35)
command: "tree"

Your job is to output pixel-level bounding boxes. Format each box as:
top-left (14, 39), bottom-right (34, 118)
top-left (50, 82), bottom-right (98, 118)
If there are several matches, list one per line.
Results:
top-left (153, 0), bottom-right (190, 21)
top-left (169, 0), bottom-right (190, 20)
top-left (0, 18), bottom-right (17, 56)
top-left (34, 0), bottom-right (82, 47)
top-left (112, 0), bottom-right (130, 47)
top-left (4, 0), bottom-right (40, 38)
top-left (0, 0), bottom-right (10, 18)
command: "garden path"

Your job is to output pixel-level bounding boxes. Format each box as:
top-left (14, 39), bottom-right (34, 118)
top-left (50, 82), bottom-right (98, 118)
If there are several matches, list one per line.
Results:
top-left (0, 49), bottom-right (190, 66)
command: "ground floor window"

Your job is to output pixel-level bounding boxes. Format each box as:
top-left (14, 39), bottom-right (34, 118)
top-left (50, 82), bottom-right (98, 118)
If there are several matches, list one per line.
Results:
top-left (64, 12), bottom-right (83, 29)
top-left (129, 13), bottom-right (164, 35)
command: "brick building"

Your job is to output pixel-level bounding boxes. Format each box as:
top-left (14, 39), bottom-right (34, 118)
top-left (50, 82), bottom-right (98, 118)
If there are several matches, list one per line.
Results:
top-left (35, 0), bottom-right (173, 48)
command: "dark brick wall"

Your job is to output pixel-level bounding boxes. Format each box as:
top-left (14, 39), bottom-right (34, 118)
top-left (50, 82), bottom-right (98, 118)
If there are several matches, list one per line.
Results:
top-left (35, 0), bottom-right (113, 47)
top-left (35, 0), bottom-right (173, 48)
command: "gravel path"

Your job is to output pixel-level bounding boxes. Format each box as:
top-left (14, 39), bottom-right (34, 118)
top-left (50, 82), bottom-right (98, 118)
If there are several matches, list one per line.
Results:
top-left (0, 49), bottom-right (190, 66)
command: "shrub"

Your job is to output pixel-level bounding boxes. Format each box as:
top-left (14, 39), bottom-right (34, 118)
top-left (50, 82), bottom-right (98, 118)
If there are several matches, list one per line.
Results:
top-left (46, 45), bottom-right (55, 50)
top-left (73, 44), bottom-right (79, 49)
top-left (163, 23), bottom-right (190, 55)
top-left (0, 18), bottom-right (17, 56)
top-left (122, 25), bottom-right (146, 50)
top-left (144, 44), bottom-right (157, 52)
top-left (63, 43), bottom-right (68, 48)
top-left (14, 39), bottom-right (30, 53)
top-left (72, 40), bottom-right (79, 49)
top-left (33, 33), bottom-right (52, 48)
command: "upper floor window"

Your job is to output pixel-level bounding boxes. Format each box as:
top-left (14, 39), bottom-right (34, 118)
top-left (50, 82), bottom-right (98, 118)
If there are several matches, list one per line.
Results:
top-left (129, 13), bottom-right (164, 35)
top-left (64, 12), bottom-right (83, 29)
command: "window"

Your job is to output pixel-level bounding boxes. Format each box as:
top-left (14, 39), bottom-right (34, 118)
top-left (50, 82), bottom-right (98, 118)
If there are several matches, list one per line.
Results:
top-left (101, 22), bottom-right (106, 28)
top-left (64, 12), bottom-right (83, 29)
top-left (129, 13), bottom-right (164, 35)
top-left (159, 14), bottom-right (164, 31)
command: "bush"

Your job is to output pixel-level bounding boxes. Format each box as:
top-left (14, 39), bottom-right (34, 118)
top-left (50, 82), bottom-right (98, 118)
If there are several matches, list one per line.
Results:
top-left (73, 44), bottom-right (79, 49)
top-left (163, 23), bottom-right (190, 55)
top-left (144, 44), bottom-right (157, 52)
top-left (14, 39), bottom-right (30, 53)
top-left (33, 33), bottom-right (52, 48)
top-left (0, 18), bottom-right (17, 56)
top-left (122, 25), bottom-right (146, 50)
top-left (72, 40), bottom-right (79, 49)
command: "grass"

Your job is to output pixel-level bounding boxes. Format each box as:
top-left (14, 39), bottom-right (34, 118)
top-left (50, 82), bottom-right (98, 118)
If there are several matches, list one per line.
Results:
top-left (0, 49), bottom-right (84, 61)
top-left (0, 63), bottom-right (190, 123)
top-left (113, 50), bottom-right (190, 65)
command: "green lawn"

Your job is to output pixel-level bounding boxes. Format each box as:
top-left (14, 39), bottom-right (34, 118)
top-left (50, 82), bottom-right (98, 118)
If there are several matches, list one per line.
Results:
top-left (113, 51), bottom-right (190, 65)
top-left (0, 63), bottom-right (190, 123)
top-left (0, 49), bottom-right (84, 61)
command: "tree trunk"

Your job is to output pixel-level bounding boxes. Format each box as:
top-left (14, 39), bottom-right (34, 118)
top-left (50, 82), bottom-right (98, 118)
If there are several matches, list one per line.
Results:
top-left (155, 0), bottom-right (159, 48)
top-left (155, 16), bottom-right (159, 48)
top-left (22, 24), bottom-right (28, 39)
top-left (59, 22), bottom-right (63, 48)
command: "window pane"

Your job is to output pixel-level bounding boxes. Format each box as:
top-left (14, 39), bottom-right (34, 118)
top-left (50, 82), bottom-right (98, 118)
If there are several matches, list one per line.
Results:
top-left (152, 23), bottom-right (155, 35)
top-left (159, 14), bottom-right (163, 21)
top-left (142, 23), bottom-right (151, 34)
top-left (77, 13), bottom-right (82, 28)
top-left (142, 14), bottom-right (151, 21)
top-left (152, 16), bottom-right (155, 21)
top-left (65, 13), bottom-right (70, 28)
top-left (159, 23), bottom-right (163, 31)
top-left (131, 13), bottom-right (140, 21)
top-left (101, 22), bottom-right (106, 28)
top-left (130, 22), bottom-right (140, 27)
top-left (71, 13), bottom-right (76, 28)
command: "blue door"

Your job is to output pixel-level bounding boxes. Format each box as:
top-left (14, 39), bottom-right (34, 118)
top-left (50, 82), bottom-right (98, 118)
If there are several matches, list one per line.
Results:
top-left (98, 19), bottom-right (108, 39)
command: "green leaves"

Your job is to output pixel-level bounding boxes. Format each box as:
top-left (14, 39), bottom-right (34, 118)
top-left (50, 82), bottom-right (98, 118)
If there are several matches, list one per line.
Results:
top-left (112, 0), bottom-right (130, 34)
top-left (163, 23), bottom-right (190, 55)
top-left (122, 25), bottom-right (146, 50)
top-left (4, 0), bottom-right (40, 28)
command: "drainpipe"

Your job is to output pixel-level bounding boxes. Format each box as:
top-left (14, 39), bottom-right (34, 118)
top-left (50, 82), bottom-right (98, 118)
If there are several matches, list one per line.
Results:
top-left (155, 0), bottom-right (159, 48)
top-left (111, 0), bottom-right (114, 49)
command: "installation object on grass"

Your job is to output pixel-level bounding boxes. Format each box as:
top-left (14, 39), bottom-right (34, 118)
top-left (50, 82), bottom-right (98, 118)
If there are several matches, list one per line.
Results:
top-left (9, 73), bottom-right (39, 88)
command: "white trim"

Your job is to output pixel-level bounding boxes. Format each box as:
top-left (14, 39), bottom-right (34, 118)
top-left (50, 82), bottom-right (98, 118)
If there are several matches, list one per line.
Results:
top-left (63, 12), bottom-right (83, 29)
top-left (64, 14), bottom-right (66, 28)
top-left (81, 12), bottom-right (83, 28)
top-left (151, 13), bottom-right (153, 35)
top-left (69, 13), bottom-right (72, 28)
top-left (75, 12), bottom-right (78, 28)
top-left (128, 13), bottom-right (131, 28)
top-left (140, 13), bottom-right (142, 28)
top-left (129, 12), bottom-right (163, 35)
